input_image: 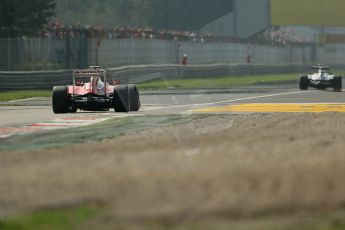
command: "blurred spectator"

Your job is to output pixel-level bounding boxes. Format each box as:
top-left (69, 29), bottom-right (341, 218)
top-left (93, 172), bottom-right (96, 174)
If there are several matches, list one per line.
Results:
top-left (246, 54), bottom-right (251, 64)
top-left (181, 54), bottom-right (188, 65)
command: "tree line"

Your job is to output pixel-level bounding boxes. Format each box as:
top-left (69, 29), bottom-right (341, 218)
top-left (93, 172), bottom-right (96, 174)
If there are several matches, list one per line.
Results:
top-left (0, 0), bottom-right (55, 36)
top-left (0, 0), bottom-right (234, 37)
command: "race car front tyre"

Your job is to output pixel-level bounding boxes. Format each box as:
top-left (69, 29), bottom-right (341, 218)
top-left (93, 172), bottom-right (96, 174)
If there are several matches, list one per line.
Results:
top-left (52, 86), bottom-right (69, 114)
top-left (113, 84), bottom-right (141, 112)
top-left (128, 84), bottom-right (140, 111)
top-left (299, 76), bottom-right (309, 90)
top-left (333, 76), bottom-right (342, 92)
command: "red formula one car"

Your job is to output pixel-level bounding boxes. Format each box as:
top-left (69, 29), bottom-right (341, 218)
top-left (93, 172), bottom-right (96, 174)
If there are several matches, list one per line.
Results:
top-left (52, 66), bottom-right (140, 113)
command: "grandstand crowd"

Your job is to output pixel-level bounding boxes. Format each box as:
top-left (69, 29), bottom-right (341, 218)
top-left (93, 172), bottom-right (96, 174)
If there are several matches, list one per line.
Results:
top-left (37, 20), bottom-right (213, 43)
top-left (34, 19), bottom-right (310, 46)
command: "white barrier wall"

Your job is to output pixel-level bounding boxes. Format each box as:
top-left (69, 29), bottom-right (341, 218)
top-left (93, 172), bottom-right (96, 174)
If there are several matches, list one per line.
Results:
top-left (1, 37), bottom-right (345, 70)
top-left (92, 39), bottom-right (316, 66)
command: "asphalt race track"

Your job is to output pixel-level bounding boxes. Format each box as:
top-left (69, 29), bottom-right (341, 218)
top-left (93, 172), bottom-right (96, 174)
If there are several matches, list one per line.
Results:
top-left (1, 83), bottom-right (345, 137)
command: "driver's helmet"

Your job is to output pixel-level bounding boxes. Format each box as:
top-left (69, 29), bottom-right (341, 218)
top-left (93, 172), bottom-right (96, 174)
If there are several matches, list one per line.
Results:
top-left (96, 77), bottom-right (104, 90)
top-left (90, 76), bottom-right (104, 92)
top-left (320, 70), bottom-right (327, 77)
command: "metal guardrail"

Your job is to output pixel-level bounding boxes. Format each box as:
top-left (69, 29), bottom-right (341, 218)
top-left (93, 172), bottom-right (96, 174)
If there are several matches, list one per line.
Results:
top-left (0, 69), bottom-right (71, 91)
top-left (0, 63), bottom-right (340, 91)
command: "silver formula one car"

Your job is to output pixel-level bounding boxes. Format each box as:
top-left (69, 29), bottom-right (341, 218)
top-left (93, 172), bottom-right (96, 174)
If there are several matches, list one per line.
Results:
top-left (299, 65), bottom-right (342, 91)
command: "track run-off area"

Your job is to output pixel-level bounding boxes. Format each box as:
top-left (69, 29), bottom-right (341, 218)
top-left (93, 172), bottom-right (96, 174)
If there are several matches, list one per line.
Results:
top-left (2, 83), bottom-right (345, 229)
top-left (1, 84), bottom-right (345, 138)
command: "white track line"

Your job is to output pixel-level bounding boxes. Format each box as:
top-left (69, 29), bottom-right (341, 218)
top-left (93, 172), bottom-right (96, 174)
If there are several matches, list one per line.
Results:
top-left (144, 90), bottom-right (311, 111)
top-left (8, 97), bottom-right (43, 103)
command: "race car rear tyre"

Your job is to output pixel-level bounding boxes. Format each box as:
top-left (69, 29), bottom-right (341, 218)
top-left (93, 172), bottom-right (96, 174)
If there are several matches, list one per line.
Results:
top-left (113, 85), bottom-right (129, 112)
top-left (113, 85), bottom-right (140, 112)
top-left (333, 76), bottom-right (342, 92)
top-left (69, 107), bottom-right (78, 113)
top-left (52, 86), bottom-right (69, 114)
top-left (299, 76), bottom-right (309, 90)
top-left (128, 84), bottom-right (140, 111)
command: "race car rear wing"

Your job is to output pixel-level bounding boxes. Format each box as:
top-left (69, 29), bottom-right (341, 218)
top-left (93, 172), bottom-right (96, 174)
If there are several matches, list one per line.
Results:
top-left (72, 68), bottom-right (108, 96)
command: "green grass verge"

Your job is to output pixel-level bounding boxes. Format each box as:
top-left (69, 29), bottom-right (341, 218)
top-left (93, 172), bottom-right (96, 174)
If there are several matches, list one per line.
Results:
top-left (138, 74), bottom-right (299, 90)
top-left (2, 208), bottom-right (344, 230)
top-left (0, 74), bottom-right (293, 102)
top-left (0, 206), bottom-right (100, 230)
top-left (1, 72), bottom-right (343, 101)
top-left (0, 90), bottom-right (51, 102)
